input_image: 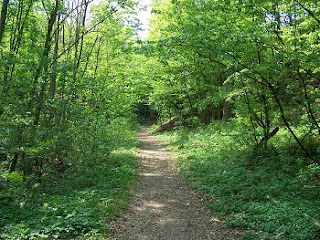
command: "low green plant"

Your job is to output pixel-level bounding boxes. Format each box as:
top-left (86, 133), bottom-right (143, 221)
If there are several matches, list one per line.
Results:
top-left (0, 148), bottom-right (138, 239)
top-left (158, 121), bottom-right (320, 240)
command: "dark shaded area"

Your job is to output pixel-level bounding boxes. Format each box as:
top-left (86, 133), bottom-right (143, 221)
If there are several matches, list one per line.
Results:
top-left (134, 103), bottom-right (158, 124)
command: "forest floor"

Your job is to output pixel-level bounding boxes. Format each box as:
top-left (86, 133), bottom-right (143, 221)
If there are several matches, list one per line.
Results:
top-left (110, 126), bottom-right (244, 240)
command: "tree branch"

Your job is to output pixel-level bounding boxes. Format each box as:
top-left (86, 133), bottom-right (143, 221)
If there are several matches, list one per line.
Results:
top-left (53, 6), bottom-right (119, 62)
top-left (294, 0), bottom-right (320, 25)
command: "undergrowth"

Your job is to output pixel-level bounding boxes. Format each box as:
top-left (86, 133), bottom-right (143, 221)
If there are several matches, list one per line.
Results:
top-left (157, 121), bottom-right (320, 240)
top-left (0, 147), bottom-right (138, 240)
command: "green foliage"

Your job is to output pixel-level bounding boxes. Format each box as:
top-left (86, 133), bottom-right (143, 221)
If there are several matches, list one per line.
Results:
top-left (146, 5), bottom-right (320, 238)
top-left (147, 0), bottom-right (320, 155)
top-left (0, 147), bottom-right (138, 239)
top-left (1, 0), bottom-right (320, 238)
top-left (158, 123), bottom-right (320, 239)
top-left (0, 0), bottom-right (143, 238)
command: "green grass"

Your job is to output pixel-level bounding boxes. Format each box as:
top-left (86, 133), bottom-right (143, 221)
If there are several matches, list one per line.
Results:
top-left (0, 148), bottom-right (138, 240)
top-left (157, 121), bottom-right (320, 240)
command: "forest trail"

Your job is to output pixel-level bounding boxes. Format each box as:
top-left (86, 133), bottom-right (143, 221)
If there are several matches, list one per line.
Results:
top-left (110, 126), bottom-right (243, 240)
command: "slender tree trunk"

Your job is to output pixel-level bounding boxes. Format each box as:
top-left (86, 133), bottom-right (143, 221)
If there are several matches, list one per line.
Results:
top-left (222, 81), bottom-right (232, 122)
top-left (267, 81), bottom-right (313, 159)
top-left (9, 153), bottom-right (18, 173)
top-left (297, 69), bottom-right (320, 136)
top-left (33, 0), bottom-right (60, 126)
top-left (222, 101), bottom-right (232, 122)
top-left (81, 34), bottom-right (99, 79)
top-left (4, 1), bottom-right (33, 92)
top-left (0, 0), bottom-right (9, 44)
top-left (50, 14), bottom-right (61, 99)
top-left (71, 0), bottom-right (88, 99)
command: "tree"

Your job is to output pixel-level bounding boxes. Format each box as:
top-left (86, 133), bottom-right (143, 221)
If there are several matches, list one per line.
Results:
top-left (146, 0), bottom-right (319, 155)
top-left (0, 0), bottom-right (9, 44)
top-left (0, 0), bottom-right (139, 177)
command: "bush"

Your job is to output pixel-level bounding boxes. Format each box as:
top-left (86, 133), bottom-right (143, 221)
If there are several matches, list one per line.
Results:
top-left (158, 122), bottom-right (320, 239)
top-left (0, 117), bottom-right (139, 239)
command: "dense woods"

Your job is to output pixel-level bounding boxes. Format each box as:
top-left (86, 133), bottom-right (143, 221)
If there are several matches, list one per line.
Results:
top-left (148, 0), bottom-right (320, 153)
top-left (147, 0), bottom-right (320, 239)
top-left (0, 0), bottom-right (142, 238)
top-left (0, 0), bottom-right (139, 176)
top-left (0, 0), bottom-right (319, 239)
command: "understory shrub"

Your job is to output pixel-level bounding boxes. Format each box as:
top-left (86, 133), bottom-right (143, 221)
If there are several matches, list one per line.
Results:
top-left (0, 118), bottom-right (139, 239)
top-left (158, 121), bottom-right (320, 240)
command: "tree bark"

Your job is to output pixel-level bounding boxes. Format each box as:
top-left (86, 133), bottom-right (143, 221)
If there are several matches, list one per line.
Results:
top-left (33, 0), bottom-right (60, 126)
top-left (9, 152), bottom-right (18, 173)
top-left (3, 1), bottom-right (33, 92)
top-left (222, 101), bottom-right (232, 122)
top-left (0, 0), bottom-right (9, 44)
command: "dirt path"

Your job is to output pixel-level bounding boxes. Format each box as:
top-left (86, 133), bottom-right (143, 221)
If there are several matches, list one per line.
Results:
top-left (110, 127), bottom-right (243, 240)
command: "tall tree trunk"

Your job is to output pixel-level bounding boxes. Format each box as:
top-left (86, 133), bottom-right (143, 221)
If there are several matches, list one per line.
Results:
top-left (33, 0), bottom-right (60, 126)
top-left (222, 80), bottom-right (232, 122)
top-left (72, 0), bottom-right (88, 97)
top-left (297, 69), bottom-right (320, 136)
top-left (49, 14), bottom-right (61, 99)
top-left (9, 153), bottom-right (18, 173)
top-left (4, 1), bottom-right (34, 92)
top-left (222, 101), bottom-right (232, 122)
top-left (81, 34), bottom-right (99, 79)
top-left (0, 0), bottom-right (9, 44)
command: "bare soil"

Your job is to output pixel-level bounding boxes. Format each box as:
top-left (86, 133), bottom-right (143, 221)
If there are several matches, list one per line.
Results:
top-left (110, 126), bottom-right (243, 240)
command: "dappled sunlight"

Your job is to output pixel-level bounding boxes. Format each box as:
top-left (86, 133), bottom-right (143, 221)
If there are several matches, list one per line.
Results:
top-left (111, 127), bottom-right (243, 239)
top-left (140, 172), bottom-right (162, 177)
top-left (139, 149), bottom-right (166, 155)
top-left (139, 149), bottom-right (170, 159)
top-left (144, 201), bottom-right (165, 209)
